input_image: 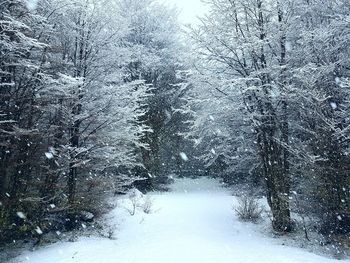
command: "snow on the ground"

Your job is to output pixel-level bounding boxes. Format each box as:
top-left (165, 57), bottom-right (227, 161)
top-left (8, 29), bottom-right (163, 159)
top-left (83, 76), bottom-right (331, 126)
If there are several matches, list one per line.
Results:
top-left (9, 177), bottom-right (350, 263)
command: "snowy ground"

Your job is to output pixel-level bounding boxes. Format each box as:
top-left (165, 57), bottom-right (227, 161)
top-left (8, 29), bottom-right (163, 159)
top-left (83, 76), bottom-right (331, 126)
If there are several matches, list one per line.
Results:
top-left (9, 177), bottom-right (350, 263)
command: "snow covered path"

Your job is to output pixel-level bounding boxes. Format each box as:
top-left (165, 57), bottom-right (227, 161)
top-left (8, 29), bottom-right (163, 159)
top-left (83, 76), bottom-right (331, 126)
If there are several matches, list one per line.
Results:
top-left (11, 178), bottom-right (349, 263)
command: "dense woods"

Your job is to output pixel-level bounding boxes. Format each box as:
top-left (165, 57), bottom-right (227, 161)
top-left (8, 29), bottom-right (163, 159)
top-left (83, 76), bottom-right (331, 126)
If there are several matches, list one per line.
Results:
top-left (0, 0), bottom-right (187, 243)
top-left (0, 0), bottom-right (349, 252)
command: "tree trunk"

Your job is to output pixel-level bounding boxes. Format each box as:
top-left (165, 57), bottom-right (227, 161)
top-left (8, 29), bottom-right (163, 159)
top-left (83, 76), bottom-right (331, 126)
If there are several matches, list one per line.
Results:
top-left (260, 130), bottom-right (292, 232)
top-left (68, 118), bottom-right (80, 205)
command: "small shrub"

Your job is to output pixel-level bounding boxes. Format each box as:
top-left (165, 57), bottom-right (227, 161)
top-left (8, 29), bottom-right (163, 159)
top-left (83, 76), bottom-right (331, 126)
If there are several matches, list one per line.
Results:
top-left (141, 196), bottom-right (154, 214)
top-left (234, 195), bottom-right (263, 222)
top-left (126, 189), bottom-right (143, 216)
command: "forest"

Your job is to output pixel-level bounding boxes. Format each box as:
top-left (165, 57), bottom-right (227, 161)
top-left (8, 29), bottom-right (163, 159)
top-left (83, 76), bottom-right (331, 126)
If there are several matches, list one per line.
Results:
top-left (0, 0), bottom-right (350, 261)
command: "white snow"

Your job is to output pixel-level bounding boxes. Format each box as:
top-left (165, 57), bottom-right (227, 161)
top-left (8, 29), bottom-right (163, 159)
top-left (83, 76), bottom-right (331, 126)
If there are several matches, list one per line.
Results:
top-left (34, 226), bottom-right (43, 235)
top-left (16, 212), bottom-right (26, 219)
top-left (26, 0), bottom-right (39, 10)
top-left (44, 152), bottom-right (54, 159)
top-left (10, 177), bottom-right (349, 263)
top-left (179, 152), bottom-right (189, 161)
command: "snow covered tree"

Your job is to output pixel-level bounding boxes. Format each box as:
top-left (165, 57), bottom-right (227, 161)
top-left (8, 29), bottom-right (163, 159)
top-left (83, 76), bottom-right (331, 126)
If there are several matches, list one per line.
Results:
top-left (288, 0), bottom-right (350, 234)
top-left (185, 0), bottom-right (350, 236)
top-left (115, 0), bottom-right (189, 188)
top-left (186, 0), bottom-right (295, 232)
top-left (0, 0), bottom-right (51, 239)
top-left (0, 0), bottom-right (184, 241)
top-left (0, 0), bottom-right (193, 243)
top-left (35, 0), bottom-right (154, 217)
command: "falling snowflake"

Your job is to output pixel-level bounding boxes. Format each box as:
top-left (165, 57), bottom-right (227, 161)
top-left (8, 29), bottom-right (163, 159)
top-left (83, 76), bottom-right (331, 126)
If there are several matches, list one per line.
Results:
top-left (26, 0), bottom-right (39, 10)
top-left (45, 152), bottom-right (54, 159)
top-left (179, 152), bottom-right (189, 161)
top-left (16, 212), bottom-right (26, 219)
top-left (35, 226), bottom-right (43, 235)
top-left (330, 102), bottom-right (337, 110)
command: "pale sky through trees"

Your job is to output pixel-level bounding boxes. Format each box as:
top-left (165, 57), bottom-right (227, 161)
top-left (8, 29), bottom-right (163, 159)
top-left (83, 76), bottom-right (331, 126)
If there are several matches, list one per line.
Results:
top-left (160, 0), bottom-right (208, 25)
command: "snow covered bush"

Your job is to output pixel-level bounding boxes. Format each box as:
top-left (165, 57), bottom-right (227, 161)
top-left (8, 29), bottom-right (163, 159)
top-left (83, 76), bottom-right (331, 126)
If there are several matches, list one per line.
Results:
top-left (126, 189), bottom-right (144, 216)
top-left (125, 190), bottom-right (155, 215)
top-left (141, 196), bottom-right (155, 214)
top-left (234, 196), bottom-right (263, 222)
